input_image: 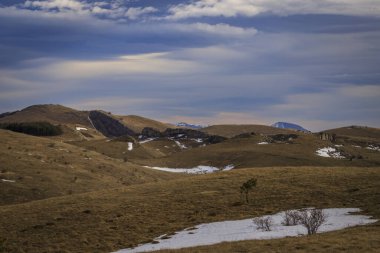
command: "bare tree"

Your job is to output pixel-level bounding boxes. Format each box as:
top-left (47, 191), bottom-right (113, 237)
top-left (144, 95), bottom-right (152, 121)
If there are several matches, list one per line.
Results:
top-left (282, 210), bottom-right (301, 226)
top-left (240, 178), bottom-right (257, 204)
top-left (253, 216), bottom-right (273, 231)
top-left (297, 209), bottom-right (327, 235)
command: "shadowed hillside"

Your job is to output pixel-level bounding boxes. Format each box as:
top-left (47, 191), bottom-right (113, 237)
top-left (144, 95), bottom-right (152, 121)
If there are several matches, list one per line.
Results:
top-left (201, 124), bottom-right (297, 138)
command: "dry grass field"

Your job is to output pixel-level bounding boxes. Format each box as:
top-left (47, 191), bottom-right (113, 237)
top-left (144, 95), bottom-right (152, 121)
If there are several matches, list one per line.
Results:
top-left (1, 167), bottom-right (379, 253)
top-left (0, 130), bottom-right (181, 205)
top-left (137, 134), bottom-right (380, 168)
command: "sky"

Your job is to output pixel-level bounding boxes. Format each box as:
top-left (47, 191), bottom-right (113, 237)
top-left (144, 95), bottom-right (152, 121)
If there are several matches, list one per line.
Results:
top-left (0, 0), bottom-right (380, 131)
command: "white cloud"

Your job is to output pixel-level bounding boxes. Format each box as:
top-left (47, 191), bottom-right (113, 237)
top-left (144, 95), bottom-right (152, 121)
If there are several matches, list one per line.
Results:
top-left (37, 52), bottom-right (203, 79)
top-left (175, 23), bottom-right (257, 37)
top-left (168, 0), bottom-right (380, 19)
top-left (24, 0), bottom-right (85, 12)
top-left (124, 7), bottom-right (158, 20)
top-left (20, 0), bottom-right (157, 20)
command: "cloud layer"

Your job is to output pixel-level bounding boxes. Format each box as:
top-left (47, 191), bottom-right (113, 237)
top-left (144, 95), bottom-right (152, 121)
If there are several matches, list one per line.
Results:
top-left (0, 0), bottom-right (379, 131)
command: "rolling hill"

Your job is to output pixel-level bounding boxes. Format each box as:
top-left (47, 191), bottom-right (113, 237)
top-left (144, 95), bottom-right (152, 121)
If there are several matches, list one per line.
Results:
top-left (0, 104), bottom-right (379, 253)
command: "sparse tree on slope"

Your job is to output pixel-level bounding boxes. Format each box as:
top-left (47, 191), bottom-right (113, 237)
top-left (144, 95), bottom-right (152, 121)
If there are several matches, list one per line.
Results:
top-left (240, 178), bottom-right (257, 204)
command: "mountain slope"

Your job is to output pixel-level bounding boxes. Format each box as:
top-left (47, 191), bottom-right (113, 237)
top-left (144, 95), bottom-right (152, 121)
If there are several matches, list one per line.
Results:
top-left (117, 115), bottom-right (174, 133)
top-left (0, 104), bottom-right (91, 126)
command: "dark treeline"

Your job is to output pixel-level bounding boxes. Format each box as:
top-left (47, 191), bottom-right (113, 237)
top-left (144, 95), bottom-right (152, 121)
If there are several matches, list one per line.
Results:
top-left (0, 122), bottom-right (62, 136)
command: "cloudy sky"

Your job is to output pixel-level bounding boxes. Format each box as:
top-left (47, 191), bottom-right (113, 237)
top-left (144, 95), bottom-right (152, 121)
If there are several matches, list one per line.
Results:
top-left (1, 0), bottom-right (380, 131)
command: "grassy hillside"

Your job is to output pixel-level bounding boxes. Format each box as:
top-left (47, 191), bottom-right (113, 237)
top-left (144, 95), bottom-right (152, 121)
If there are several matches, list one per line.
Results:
top-left (0, 105), bottom-right (107, 141)
top-left (0, 130), bottom-right (182, 205)
top-left (0, 167), bottom-right (379, 252)
top-left (137, 134), bottom-right (380, 168)
top-left (202, 124), bottom-right (297, 138)
top-left (0, 104), bottom-right (91, 127)
top-left (117, 115), bottom-right (174, 133)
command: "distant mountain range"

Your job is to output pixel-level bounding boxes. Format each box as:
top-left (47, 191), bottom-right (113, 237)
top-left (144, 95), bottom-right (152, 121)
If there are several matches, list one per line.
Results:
top-left (271, 122), bottom-right (310, 132)
top-left (176, 122), bottom-right (204, 129)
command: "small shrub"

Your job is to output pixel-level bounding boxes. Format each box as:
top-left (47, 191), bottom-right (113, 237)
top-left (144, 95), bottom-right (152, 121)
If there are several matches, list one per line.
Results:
top-left (253, 216), bottom-right (272, 231)
top-left (282, 210), bottom-right (301, 226)
top-left (0, 121), bottom-right (62, 136)
top-left (298, 208), bottom-right (327, 235)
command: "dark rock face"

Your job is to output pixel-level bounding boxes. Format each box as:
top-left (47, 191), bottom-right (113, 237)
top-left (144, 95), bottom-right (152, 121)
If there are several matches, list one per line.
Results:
top-left (141, 127), bottom-right (163, 138)
top-left (163, 128), bottom-right (209, 139)
top-left (269, 134), bottom-right (298, 142)
top-left (233, 132), bottom-right (256, 139)
top-left (139, 127), bottom-right (227, 144)
top-left (207, 135), bottom-right (227, 144)
top-left (89, 111), bottom-right (135, 138)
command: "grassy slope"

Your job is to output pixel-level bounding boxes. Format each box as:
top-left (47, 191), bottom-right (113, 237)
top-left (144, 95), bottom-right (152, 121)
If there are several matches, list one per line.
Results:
top-left (0, 167), bottom-right (379, 252)
top-left (201, 124), bottom-right (296, 138)
top-left (0, 130), bottom-right (181, 205)
top-left (117, 115), bottom-right (174, 133)
top-left (138, 134), bottom-right (380, 168)
top-left (0, 104), bottom-right (106, 141)
top-left (0, 104), bottom-right (91, 127)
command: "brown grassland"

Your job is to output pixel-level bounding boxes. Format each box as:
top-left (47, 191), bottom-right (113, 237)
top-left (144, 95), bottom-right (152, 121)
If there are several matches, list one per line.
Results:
top-left (1, 166), bottom-right (379, 253)
top-left (0, 106), bottom-right (379, 253)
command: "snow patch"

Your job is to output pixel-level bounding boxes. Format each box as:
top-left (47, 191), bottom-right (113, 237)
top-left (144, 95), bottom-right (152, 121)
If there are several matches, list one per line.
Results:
top-left (316, 147), bottom-right (344, 159)
top-left (1, 179), bottom-right (15, 183)
top-left (143, 165), bottom-right (234, 174)
top-left (192, 138), bottom-right (204, 143)
top-left (128, 142), bottom-right (133, 151)
top-left (76, 127), bottom-right (88, 131)
top-left (366, 145), bottom-right (380, 151)
top-left (113, 208), bottom-right (377, 253)
top-left (139, 138), bottom-right (157, 144)
top-left (258, 142), bottom-right (269, 145)
top-left (174, 140), bottom-right (187, 149)
top-left (223, 164), bottom-right (235, 171)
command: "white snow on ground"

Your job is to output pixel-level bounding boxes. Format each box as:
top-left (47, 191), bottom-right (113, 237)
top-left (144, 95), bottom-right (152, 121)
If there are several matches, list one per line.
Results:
top-left (258, 142), bottom-right (269, 145)
top-left (128, 142), bottom-right (133, 151)
top-left (1, 179), bottom-right (16, 183)
top-left (316, 147), bottom-right (345, 158)
top-left (366, 145), bottom-right (380, 151)
top-left (75, 127), bottom-right (88, 131)
top-left (113, 208), bottom-right (377, 253)
top-left (174, 140), bottom-right (187, 149)
top-left (139, 138), bottom-right (158, 144)
top-left (192, 138), bottom-right (204, 143)
top-left (334, 144), bottom-right (343, 147)
top-left (223, 164), bottom-right (235, 171)
top-left (143, 165), bottom-right (235, 174)
top-left (352, 145), bottom-right (361, 148)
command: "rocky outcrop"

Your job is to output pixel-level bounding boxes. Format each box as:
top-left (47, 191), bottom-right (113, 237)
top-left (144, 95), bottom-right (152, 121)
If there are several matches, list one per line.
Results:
top-left (140, 127), bottom-right (227, 144)
top-left (163, 128), bottom-right (209, 139)
top-left (89, 111), bottom-right (135, 138)
top-left (269, 134), bottom-right (298, 142)
top-left (141, 127), bottom-right (163, 138)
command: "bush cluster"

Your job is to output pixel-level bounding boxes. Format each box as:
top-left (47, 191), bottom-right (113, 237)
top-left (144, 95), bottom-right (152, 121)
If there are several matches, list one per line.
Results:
top-left (0, 122), bottom-right (62, 136)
